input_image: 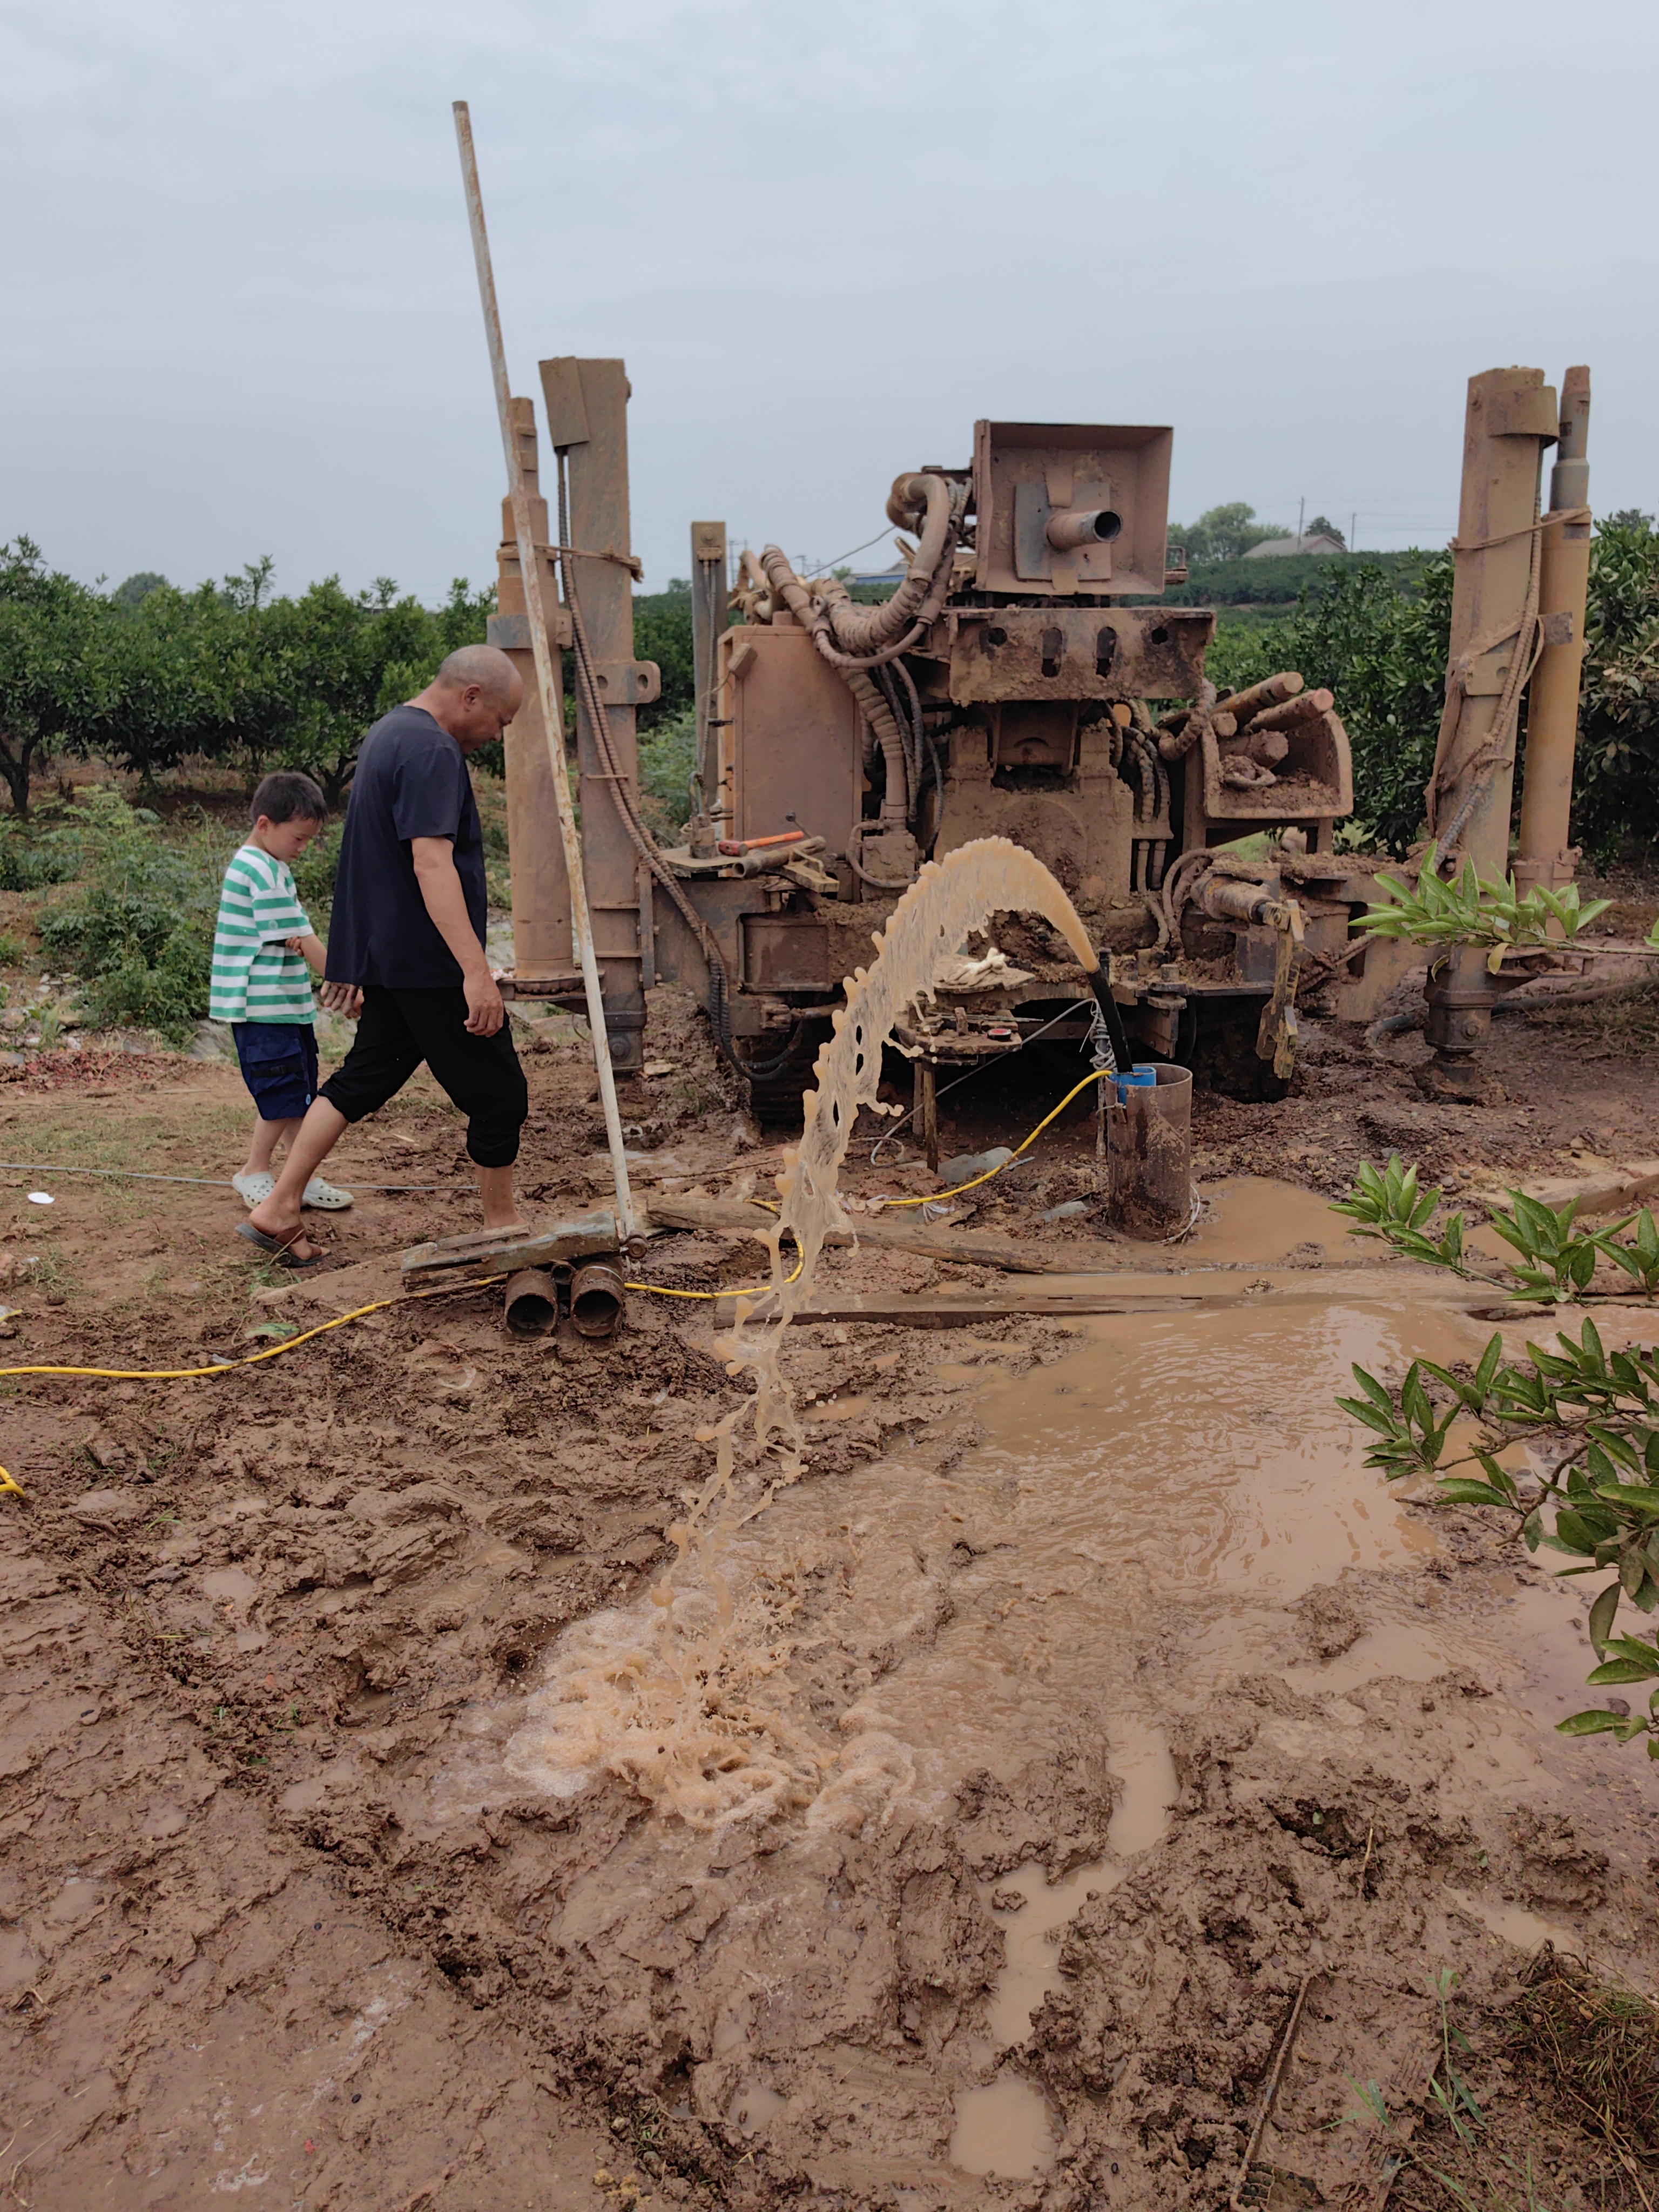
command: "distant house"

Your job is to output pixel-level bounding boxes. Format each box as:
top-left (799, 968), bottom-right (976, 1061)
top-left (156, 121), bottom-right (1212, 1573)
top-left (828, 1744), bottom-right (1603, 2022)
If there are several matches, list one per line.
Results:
top-left (1242, 532), bottom-right (1346, 559)
top-left (848, 563), bottom-right (906, 588)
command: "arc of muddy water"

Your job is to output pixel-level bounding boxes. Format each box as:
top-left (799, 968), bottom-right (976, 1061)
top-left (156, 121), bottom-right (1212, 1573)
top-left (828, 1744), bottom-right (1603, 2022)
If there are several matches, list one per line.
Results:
top-left (740, 838), bottom-right (1112, 1458)
top-left (504, 841), bottom-right (1116, 1832)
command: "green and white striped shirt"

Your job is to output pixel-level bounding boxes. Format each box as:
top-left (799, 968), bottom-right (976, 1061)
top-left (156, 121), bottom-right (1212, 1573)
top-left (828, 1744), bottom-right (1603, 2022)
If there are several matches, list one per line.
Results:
top-left (209, 845), bottom-right (316, 1025)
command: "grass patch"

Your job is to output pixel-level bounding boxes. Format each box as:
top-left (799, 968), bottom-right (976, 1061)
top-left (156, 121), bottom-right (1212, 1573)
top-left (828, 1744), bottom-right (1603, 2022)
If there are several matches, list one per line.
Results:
top-left (1524, 981), bottom-right (1659, 1057)
top-left (1508, 1951), bottom-right (1659, 2160)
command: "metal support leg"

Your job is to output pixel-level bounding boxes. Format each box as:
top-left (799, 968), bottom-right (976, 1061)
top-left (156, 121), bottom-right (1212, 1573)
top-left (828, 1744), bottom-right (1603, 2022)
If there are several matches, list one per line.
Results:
top-left (915, 1061), bottom-right (939, 1173)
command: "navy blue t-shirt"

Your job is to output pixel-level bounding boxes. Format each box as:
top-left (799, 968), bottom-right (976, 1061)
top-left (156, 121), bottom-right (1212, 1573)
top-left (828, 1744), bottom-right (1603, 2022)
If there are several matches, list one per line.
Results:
top-left (325, 705), bottom-right (487, 990)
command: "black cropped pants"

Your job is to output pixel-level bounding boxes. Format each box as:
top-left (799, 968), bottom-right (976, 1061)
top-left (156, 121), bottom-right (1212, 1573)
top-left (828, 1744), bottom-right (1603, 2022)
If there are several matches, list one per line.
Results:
top-left (319, 986), bottom-right (528, 1169)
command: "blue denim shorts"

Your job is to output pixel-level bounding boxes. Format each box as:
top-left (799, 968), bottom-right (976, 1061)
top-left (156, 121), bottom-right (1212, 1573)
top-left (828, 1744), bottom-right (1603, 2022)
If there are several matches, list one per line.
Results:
top-left (232, 1022), bottom-right (320, 1121)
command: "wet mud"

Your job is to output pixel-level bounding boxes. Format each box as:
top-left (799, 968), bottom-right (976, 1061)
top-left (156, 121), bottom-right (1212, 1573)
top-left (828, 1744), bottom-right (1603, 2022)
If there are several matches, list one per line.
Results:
top-left (2, 947), bottom-right (1658, 2207)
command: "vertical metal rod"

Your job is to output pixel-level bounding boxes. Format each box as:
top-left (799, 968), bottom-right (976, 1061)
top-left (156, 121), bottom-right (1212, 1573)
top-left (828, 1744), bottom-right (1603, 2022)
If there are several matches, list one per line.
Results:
top-left (451, 100), bottom-right (636, 1244)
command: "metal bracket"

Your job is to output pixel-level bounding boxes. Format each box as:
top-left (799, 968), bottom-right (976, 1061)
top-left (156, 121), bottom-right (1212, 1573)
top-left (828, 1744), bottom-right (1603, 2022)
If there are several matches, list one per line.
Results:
top-left (590, 659), bottom-right (661, 706)
top-left (488, 608), bottom-right (573, 651)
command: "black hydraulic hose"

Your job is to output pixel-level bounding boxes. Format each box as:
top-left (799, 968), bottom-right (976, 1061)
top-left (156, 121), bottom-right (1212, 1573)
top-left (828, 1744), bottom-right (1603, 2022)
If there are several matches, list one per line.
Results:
top-left (1083, 966), bottom-right (1135, 1076)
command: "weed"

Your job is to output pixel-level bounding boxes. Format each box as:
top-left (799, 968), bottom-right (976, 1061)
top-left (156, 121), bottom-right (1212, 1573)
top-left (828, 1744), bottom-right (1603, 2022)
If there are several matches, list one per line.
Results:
top-left (1357, 840), bottom-right (1611, 959)
top-left (0, 930), bottom-right (26, 965)
top-left (1508, 1951), bottom-right (1659, 2156)
top-left (0, 819), bottom-right (77, 894)
top-left (37, 789), bottom-right (222, 1044)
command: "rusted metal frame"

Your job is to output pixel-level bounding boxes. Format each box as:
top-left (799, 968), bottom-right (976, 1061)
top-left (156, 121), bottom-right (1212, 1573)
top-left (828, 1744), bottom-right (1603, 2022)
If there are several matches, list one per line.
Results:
top-left (550, 361), bottom-right (648, 1075)
top-left (492, 396), bottom-right (571, 981)
top-left (1427, 368), bottom-right (1559, 875)
top-left (1516, 366), bottom-right (1593, 896)
top-left (450, 102), bottom-right (637, 1245)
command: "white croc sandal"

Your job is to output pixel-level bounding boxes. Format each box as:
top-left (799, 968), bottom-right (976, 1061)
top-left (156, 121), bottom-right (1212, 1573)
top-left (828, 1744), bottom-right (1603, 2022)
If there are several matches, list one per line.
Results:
top-left (232, 1171), bottom-right (277, 1209)
top-left (301, 1177), bottom-right (354, 1210)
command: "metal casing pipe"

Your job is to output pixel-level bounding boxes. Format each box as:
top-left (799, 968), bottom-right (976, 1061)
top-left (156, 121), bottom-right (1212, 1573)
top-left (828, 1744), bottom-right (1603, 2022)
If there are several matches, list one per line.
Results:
top-left (503, 1268), bottom-right (560, 1336)
top-left (570, 1258), bottom-right (626, 1338)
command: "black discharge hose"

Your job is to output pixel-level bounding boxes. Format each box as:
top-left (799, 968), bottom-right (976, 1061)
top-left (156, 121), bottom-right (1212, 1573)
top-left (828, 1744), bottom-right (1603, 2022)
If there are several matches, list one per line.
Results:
top-left (1084, 965), bottom-right (1135, 1077)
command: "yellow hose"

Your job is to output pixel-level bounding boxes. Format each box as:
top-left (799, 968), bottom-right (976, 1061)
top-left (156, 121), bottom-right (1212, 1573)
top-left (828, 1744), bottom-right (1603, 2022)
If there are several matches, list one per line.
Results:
top-left (0, 1073), bottom-right (1103, 1386)
top-left (880, 1067), bottom-right (1107, 1207)
top-left (0, 1276), bottom-right (501, 1382)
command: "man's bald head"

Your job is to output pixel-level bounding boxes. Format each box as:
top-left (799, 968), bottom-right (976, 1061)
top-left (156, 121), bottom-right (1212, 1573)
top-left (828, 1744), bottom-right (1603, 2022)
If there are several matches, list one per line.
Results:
top-left (412, 645), bottom-right (524, 751)
top-left (435, 644), bottom-right (519, 702)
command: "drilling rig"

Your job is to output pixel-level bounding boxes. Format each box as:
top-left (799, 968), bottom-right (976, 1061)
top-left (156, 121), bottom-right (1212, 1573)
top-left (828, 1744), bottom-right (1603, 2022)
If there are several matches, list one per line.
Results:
top-left (491, 366), bottom-right (1593, 1138)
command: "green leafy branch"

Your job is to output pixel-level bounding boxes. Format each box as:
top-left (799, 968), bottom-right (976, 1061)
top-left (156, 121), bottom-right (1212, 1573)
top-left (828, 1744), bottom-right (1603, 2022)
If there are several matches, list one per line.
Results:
top-left (1354, 839), bottom-right (1610, 969)
top-left (1332, 1154), bottom-right (1659, 1304)
top-left (1333, 1159), bottom-right (1659, 1754)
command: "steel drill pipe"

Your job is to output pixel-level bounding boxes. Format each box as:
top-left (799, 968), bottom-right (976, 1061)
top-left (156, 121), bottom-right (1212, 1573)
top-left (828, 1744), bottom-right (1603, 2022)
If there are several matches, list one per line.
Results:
top-left (570, 1258), bottom-right (626, 1339)
top-left (503, 1269), bottom-right (560, 1337)
top-left (1216, 672), bottom-right (1304, 727)
top-left (1247, 687), bottom-right (1333, 733)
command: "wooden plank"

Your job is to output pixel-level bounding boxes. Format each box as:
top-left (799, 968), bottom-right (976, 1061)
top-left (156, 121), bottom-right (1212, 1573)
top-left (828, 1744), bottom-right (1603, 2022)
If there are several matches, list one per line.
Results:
top-left (401, 1209), bottom-right (621, 1282)
top-left (646, 1193), bottom-right (1135, 1276)
top-left (712, 1288), bottom-right (1204, 1329)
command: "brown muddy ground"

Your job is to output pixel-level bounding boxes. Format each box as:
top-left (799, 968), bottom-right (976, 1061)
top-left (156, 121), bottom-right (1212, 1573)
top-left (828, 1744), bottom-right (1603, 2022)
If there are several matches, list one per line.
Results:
top-left (3, 957), bottom-right (1658, 2212)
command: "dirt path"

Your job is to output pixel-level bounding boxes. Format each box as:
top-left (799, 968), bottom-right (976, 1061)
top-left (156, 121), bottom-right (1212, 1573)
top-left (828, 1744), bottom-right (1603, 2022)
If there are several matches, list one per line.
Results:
top-left (2, 978), bottom-right (1657, 2209)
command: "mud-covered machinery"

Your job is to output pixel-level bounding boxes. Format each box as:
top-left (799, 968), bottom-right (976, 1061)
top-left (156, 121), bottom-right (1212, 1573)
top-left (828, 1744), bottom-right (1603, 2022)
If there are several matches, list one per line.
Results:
top-left (494, 369), bottom-right (1395, 1123)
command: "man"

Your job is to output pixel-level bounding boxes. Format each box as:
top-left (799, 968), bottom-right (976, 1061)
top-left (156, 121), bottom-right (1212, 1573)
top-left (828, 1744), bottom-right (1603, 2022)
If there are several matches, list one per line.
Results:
top-left (241, 644), bottom-right (529, 1267)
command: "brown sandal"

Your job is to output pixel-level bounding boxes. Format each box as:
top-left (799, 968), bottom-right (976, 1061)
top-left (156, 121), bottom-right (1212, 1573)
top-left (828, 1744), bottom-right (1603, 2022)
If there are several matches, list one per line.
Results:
top-left (235, 1221), bottom-right (329, 1270)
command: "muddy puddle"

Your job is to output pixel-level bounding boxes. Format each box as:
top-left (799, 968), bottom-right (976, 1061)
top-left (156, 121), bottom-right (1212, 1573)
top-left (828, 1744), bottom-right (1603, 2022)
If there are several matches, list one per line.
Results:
top-left (411, 1164), bottom-right (1631, 2193)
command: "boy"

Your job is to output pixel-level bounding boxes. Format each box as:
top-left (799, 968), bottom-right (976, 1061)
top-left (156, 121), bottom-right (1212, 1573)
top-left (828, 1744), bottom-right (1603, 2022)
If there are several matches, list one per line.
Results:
top-left (211, 771), bottom-right (360, 1212)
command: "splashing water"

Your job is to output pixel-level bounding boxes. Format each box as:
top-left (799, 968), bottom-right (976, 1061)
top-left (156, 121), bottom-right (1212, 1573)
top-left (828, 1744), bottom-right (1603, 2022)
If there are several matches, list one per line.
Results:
top-left (505, 840), bottom-right (1104, 1829)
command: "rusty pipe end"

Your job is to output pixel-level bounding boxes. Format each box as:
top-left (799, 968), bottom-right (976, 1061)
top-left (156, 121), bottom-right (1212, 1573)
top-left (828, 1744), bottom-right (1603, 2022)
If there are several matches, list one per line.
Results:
top-left (570, 1258), bottom-right (626, 1339)
top-left (884, 471), bottom-right (947, 532)
top-left (503, 1268), bottom-right (561, 1337)
top-left (1045, 507), bottom-right (1123, 553)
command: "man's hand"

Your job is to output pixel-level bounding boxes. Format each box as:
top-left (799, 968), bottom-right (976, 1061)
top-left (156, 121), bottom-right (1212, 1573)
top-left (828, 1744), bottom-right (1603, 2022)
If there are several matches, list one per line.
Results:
top-left (463, 969), bottom-right (504, 1037)
top-left (318, 981), bottom-right (363, 1017)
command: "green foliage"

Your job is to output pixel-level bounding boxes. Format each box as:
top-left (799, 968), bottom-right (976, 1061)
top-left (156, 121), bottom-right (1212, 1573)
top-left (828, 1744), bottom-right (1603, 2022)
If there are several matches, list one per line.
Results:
top-left (1334, 1151), bottom-right (1659, 1304)
top-left (1354, 839), bottom-right (1611, 961)
top-left (1158, 549), bottom-right (1431, 612)
top-left (1576, 511), bottom-right (1659, 857)
top-left (1195, 512), bottom-right (1659, 861)
top-left (0, 815), bottom-right (76, 892)
top-left (1169, 501), bottom-right (1288, 565)
top-left (290, 820), bottom-right (343, 921)
top-left (0, 539), bottom-right (495, 814)
top-left (1333, 1155), bottom-right (1659, 1754)
top-left (37, 789), bottom-right (222, 1044)
top-left (632, 586), bottom-right (697, 730)
top-left (110, 572), bottom-right (168, 609)
top-left (637, 707), bottom-right (698, 841)
top-left (0, 538), bottom-right (112, 817)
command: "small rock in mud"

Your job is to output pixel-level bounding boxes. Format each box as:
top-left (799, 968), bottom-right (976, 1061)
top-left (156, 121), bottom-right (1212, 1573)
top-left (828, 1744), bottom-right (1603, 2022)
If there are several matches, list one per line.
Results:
top-left (990, 1886), bottom-right (1027, 1912)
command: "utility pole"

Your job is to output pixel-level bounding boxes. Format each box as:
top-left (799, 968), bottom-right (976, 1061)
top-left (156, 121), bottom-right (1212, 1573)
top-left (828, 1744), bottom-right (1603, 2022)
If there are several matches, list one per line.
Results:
top-left (1350, 511), bottom-right (1357, 553)
top-left (1298, 495), bottom-right (1305, 545)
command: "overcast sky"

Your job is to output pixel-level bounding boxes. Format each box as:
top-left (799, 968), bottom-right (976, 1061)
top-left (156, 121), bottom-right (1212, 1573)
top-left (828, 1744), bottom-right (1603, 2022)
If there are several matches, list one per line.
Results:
top-left (3, 0), bottom-right (1653, 604)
